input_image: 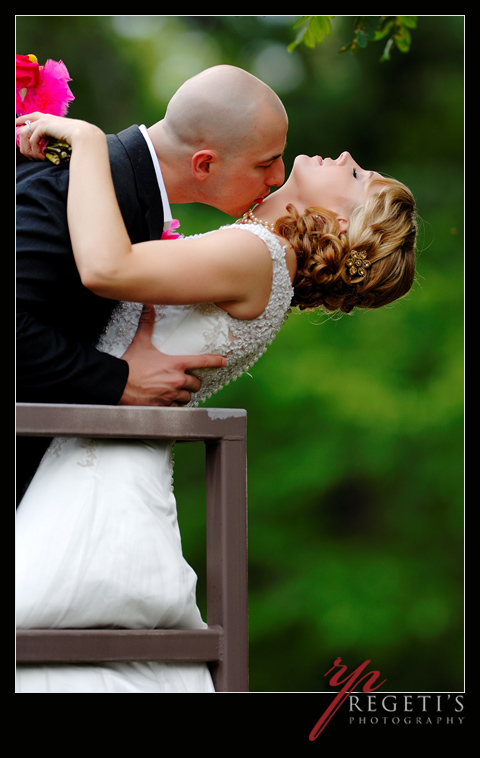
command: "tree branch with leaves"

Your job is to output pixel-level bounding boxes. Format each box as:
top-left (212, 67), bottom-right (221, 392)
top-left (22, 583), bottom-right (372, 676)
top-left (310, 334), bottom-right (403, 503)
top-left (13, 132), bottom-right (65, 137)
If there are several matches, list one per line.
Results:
top-left (289, 16), bottom-right (418, 61)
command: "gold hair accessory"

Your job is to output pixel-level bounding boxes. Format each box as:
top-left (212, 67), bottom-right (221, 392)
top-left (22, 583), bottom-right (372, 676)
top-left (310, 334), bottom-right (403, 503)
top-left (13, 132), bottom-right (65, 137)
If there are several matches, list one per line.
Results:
top-left (346, 250), bottom-right (370, 278)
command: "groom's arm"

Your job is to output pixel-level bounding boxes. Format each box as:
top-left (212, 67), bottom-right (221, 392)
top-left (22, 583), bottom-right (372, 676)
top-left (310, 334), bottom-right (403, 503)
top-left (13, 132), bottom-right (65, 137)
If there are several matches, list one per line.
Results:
top-left (16, 306), bottom-right (216, 407)
top-left (16, 161), bottom-right (130, 405)
top-left (16, 309), bottom-right (129, 404)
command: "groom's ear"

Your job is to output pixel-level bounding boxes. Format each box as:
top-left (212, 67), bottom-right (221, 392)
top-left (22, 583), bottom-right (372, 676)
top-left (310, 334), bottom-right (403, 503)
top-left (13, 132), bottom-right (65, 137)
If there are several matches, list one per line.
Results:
top-left (191, 150), bottom-right (218, 181)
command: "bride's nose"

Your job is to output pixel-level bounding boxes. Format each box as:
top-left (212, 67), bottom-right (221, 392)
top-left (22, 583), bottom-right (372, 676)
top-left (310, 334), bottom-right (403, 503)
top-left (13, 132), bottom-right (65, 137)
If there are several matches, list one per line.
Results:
top-left (336, 151), bottom-right (353, 165)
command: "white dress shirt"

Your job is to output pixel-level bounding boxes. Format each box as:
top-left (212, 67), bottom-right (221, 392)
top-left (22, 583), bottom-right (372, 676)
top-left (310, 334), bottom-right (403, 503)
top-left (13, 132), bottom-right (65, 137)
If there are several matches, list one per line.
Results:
top-left (138, 124), bottom-right (173, 231)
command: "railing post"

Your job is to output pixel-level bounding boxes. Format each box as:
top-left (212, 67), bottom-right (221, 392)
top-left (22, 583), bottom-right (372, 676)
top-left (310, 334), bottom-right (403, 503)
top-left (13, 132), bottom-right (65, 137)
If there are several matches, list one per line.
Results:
top-left (205, 435), bottom-right (248, 692)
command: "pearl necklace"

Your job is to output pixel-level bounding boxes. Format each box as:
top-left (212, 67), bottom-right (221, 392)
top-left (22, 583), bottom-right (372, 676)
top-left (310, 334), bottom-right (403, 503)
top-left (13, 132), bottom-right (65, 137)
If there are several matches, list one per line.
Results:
top-left (236, 209), bottom-right (277, 235)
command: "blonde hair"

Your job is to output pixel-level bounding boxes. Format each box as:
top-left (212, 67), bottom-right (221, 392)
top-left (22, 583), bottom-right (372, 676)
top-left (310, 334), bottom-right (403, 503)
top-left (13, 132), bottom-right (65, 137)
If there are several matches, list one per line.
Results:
top-left (275, 177), bottom-right (417, 314)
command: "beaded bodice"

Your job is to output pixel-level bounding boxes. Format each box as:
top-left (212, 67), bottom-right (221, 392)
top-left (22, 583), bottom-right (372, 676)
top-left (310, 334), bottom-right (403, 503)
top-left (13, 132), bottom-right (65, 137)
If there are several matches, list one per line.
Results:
top-left (96, 223), bottom-right (294, 406)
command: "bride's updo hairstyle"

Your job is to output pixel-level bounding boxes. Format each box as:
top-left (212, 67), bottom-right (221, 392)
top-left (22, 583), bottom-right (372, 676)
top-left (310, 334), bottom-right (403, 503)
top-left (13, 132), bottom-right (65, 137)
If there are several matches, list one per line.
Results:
top-left (274, 177), bottom-right (417, 314)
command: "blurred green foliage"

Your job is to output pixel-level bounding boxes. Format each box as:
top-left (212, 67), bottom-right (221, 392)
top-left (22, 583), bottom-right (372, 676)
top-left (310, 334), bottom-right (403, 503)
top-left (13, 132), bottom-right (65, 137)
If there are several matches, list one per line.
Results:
top-left (16, 15), bottom-right (464, 693)
top-left (288, 15), bottom-right (418, 61)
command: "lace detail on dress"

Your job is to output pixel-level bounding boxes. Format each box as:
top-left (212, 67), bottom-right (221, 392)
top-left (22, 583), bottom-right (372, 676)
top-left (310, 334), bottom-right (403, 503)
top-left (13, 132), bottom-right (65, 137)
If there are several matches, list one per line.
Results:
top-left (96, 301), bottom-right (144, 356)
top-left (187, 224), bottom-right (294, 406)
top-left (96, 301), bottom-right (169, 359)
top-left (77, 439), bottom-right (98, 467)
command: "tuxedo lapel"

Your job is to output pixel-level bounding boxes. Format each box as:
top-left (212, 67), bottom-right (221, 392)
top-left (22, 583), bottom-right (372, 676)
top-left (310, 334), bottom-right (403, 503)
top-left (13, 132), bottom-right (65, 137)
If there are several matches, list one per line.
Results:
top-left (107, 125), bottom-right (165, 242)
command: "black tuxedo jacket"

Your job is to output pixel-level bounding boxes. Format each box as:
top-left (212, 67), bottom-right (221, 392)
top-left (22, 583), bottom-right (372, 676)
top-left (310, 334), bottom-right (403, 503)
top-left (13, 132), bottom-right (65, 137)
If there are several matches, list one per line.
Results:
top-left (16, 125), bottom-right (165, 497)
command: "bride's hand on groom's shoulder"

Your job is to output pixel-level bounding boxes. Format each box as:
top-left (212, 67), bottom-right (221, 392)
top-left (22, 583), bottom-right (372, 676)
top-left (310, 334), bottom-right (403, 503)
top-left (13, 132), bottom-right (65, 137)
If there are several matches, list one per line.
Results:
top-left (16, 112), bottom-right (103, 161)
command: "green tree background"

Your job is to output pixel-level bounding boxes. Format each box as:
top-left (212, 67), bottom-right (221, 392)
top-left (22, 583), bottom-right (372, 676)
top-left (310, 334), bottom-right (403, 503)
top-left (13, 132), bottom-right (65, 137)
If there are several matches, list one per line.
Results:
top-left (16, 15), bottom-right (464, 693)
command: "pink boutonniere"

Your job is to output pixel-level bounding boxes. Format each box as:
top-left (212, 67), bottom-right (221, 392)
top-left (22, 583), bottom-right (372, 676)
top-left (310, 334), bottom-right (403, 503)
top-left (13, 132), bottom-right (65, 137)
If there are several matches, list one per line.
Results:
top-left (16, 53), bottom-right (75, 164)
top-left (161, 220), bottom-right (184, 240)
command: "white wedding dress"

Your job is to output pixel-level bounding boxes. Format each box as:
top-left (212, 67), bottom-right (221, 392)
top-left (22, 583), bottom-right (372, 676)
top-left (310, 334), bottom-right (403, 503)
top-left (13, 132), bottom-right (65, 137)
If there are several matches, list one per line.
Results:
top-left (16, 224), bottom-right (293, 693)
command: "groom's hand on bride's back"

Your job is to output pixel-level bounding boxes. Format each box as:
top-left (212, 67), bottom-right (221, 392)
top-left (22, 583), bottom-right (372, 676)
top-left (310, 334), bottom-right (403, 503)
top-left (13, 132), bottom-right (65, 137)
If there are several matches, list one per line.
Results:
top-left (118, 305), bottom-right (226, 406)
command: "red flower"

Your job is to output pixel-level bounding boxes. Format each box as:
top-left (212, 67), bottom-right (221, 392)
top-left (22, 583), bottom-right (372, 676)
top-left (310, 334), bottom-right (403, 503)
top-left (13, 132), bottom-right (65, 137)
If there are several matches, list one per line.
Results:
top-left (16, 54), bottom-right (41, 90)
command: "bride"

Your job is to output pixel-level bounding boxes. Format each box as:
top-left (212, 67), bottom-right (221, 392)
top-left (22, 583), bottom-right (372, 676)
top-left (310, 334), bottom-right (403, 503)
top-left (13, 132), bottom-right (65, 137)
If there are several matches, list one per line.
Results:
top-left (16, 113), bottom-right (417, 693)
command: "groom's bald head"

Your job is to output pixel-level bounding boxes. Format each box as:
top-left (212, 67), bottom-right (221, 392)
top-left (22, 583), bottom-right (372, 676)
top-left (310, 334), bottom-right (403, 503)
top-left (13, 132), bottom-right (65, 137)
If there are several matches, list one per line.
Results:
top-left (163, 65), bottom-right (287, 156)
top-left (149, 65), bottom-right (288, 215)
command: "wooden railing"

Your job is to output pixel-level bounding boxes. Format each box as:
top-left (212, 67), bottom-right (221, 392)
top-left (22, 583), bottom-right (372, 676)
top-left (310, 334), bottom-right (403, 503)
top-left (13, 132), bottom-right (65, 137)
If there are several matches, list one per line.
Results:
top-left (16, 403), bottom-right (249, 692)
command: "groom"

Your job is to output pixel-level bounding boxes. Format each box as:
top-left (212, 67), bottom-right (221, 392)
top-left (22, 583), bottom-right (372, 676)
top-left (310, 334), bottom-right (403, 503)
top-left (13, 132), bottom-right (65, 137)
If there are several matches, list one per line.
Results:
top-left (16, 64), bottom-right (288, 499)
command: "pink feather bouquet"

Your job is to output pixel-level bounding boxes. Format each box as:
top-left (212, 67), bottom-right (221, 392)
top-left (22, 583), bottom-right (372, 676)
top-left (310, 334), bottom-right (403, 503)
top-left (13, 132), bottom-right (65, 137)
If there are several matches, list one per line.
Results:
top-left (16, 53), bottom-right (183, 238)
top-left (16, 53), bottom-right (75, 164)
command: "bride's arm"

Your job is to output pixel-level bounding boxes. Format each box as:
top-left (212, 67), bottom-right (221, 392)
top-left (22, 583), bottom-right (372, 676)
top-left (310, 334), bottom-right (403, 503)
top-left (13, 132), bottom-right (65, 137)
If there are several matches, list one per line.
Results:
top-left (16, 113), bottom-right (273, 315)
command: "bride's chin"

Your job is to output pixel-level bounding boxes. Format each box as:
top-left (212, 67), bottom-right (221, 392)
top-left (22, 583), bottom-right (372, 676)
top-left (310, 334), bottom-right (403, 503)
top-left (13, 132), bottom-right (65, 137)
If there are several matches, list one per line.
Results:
top-left (293, 154), bottom-right (310, 165)
top-left (291, 154), bottom-right (318, 175)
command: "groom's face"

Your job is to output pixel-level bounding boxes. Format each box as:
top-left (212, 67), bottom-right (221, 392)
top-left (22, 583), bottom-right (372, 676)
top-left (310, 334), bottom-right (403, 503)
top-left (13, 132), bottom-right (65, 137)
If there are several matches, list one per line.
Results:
top-left (208, 107), bottom-right (288, 216)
